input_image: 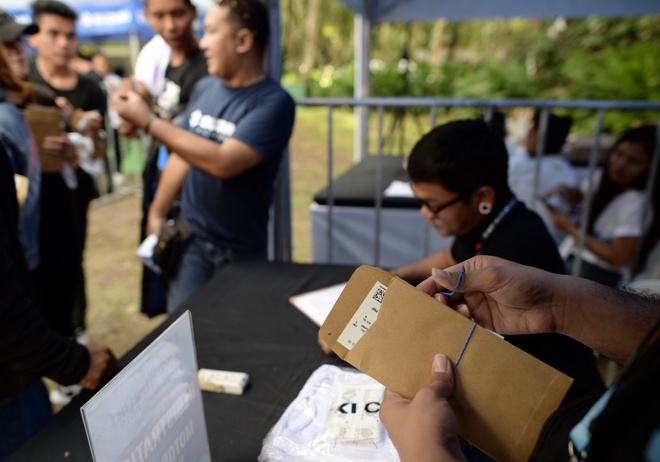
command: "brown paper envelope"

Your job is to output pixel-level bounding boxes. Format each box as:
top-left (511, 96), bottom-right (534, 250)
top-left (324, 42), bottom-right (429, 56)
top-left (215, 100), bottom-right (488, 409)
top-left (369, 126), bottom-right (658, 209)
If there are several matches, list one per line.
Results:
top-left (320, 265), bottom-right (574, 462)
top-left (24, 105), bottom-right (66, 173)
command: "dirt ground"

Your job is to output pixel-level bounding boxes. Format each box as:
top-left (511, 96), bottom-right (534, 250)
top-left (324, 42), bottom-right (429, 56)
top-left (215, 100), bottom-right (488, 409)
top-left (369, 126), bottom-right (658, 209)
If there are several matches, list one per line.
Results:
top-left (84, 186), bottom-right (165, 358)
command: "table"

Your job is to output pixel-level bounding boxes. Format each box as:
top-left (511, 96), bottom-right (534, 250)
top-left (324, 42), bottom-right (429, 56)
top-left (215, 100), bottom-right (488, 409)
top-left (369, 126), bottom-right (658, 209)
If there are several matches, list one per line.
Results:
top-left (7, 261), bottom-right (357, 462)
top-left (313, 155), bottom-right (416, 208)
top-left (312, 156), bottom-right (452, 267)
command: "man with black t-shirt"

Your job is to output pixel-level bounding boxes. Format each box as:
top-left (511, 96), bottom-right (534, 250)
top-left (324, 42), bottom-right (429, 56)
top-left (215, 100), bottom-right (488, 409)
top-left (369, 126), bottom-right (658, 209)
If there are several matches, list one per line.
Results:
top-left (28, 0), bottom-right (106, 405)
top-left (131, 0), bottom-right (208, 317)
top-left (147, 0), bottom-right (207, 121)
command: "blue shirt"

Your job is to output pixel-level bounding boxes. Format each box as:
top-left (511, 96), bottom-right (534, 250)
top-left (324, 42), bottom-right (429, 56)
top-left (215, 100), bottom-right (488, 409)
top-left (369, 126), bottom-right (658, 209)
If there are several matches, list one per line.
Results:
top-left (179, 76), bottom-right (295, 254)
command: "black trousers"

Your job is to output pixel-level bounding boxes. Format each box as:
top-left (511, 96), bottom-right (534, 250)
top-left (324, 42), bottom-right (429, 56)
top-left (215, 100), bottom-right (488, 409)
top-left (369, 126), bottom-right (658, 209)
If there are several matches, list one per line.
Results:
top-left (33, 173), bottom-right (81, 337)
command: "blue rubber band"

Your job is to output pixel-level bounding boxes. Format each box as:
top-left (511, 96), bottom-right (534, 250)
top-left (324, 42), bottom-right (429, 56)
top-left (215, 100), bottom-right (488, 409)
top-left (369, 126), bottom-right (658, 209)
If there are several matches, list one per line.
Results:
top-left (453, 322), bottom-right (477, 370)
top-left (438, 270), bottom-right (464, 296)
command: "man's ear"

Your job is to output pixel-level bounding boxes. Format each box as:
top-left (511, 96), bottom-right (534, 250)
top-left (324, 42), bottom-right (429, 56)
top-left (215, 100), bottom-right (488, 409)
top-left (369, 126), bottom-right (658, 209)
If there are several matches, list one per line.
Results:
top-left (27, 32), bottom-right (39, 48)
top-left (473, 185), bottom-right (496, 205)
top-left (234, 28), bottom-right (254, 54)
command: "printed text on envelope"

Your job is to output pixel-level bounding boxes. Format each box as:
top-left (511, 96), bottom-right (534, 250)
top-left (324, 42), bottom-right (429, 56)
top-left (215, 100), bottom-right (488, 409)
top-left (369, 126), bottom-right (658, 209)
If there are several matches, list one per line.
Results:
top-left (337, 282), bottom-right (388, 350)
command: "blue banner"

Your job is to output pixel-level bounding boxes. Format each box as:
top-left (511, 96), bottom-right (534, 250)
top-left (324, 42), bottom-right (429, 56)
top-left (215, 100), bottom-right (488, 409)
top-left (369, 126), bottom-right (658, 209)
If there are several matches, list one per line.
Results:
top-left (3, 0), bottom-right (212, 42)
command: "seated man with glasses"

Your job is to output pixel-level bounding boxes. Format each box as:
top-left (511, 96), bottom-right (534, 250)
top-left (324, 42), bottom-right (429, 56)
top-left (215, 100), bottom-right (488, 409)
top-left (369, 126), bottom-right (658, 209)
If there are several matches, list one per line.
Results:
top-left (113, 0), bottom-right (295, 314)
top-left (393, 119), bottom-right (565, 285)
top-left (387, 121), bottom-right (606, 446)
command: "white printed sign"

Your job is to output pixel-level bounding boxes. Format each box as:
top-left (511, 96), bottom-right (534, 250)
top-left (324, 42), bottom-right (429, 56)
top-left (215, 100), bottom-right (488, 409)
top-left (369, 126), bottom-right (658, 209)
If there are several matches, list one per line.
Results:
top-left (81, 311), bottom-right (211, 462)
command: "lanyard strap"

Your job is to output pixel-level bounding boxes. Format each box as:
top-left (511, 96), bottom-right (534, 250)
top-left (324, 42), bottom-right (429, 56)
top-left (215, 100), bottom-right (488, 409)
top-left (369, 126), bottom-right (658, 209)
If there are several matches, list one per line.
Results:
top-left (474, 198), bottom-right (518, 255)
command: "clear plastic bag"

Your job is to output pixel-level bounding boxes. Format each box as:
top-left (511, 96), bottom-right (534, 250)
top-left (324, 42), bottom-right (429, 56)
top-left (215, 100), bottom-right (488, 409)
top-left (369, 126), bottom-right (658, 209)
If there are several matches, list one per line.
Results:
top-left (259, 365), bottom-right (400, 462)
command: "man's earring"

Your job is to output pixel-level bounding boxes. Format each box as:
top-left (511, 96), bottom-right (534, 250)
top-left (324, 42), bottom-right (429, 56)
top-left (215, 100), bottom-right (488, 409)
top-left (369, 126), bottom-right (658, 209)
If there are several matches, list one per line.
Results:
top-left (479, 202), bottom-right (492, 215)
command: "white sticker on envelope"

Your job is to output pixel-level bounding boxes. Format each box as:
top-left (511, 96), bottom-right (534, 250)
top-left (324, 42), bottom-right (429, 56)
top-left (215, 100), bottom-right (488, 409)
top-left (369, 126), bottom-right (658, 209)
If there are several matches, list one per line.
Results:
top-left (337, 281), bottom-right (387, 350)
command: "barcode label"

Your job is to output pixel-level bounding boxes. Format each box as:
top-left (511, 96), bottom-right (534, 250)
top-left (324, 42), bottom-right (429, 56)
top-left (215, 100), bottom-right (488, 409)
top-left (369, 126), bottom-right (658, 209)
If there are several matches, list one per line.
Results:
top-left (337, 282), bottom-right (388, 350)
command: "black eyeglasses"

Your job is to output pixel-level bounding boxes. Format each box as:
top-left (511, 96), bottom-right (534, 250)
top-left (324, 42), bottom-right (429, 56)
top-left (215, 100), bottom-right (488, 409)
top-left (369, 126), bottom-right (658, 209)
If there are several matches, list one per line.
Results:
top-left (216, 0), bottom-right (257, 35)
top-left (418, 193), bottom-right (468, 215)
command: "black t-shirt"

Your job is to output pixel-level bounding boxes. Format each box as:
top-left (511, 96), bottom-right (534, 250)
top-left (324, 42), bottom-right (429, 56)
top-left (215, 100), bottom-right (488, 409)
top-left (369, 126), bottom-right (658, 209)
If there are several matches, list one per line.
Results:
top-left (451, 196), bottom-right (565, 272)
top-left (30, 61), bottom-right (107, 126)
top-left (142, 46), bottom-right (208, 209)
top-left (30, 61), bottom-right (107, 206)
top-left (452, 196), bottom-right (606, 400)
top-left (155, 47), bottom-right (208, 120)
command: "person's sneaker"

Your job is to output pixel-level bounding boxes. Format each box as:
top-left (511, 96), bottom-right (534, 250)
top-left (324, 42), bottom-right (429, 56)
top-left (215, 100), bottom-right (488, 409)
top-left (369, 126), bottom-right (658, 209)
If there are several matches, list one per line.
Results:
top-left (112, 172), bottom-right (126, 187)
top-left (74, 328), bottom-right (90, 345)
top-left (49, 384), bottom-right (83, 407)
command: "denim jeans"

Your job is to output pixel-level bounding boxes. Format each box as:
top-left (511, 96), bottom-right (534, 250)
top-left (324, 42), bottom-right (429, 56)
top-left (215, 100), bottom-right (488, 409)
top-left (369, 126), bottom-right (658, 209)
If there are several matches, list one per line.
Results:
top-left (167, 235), bottom-right (264, 315)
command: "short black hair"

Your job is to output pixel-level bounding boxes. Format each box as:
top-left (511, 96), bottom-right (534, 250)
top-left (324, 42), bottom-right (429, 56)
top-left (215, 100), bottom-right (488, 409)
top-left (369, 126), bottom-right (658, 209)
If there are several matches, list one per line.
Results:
top-left (531, 110), bottom-right (573, 154)
top-left (219, 0), bottom-right (269, 57)
top-left (479, 110), bottom-right (506, 140)
top-left (32, 0), bottom-right (78, 25)
top-left (407, 119), bottom-right (510, 199)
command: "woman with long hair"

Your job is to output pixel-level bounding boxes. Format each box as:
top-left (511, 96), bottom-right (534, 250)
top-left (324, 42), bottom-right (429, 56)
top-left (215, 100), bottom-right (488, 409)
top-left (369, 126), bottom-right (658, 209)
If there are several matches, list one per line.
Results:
top-left (0, 37), bottom-right (53, 459)
top-left (546, 125), bottom-right (658, 286)
top-left (0, 38), bottom-right (40, 270)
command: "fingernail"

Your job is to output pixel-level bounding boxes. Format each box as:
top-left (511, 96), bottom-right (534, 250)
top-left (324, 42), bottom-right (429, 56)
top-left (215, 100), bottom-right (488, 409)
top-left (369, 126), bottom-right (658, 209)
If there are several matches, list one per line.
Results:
top-left (431, 268), bottom-right (450, 281)
top-left (433, 354), bottom-right (450, 373)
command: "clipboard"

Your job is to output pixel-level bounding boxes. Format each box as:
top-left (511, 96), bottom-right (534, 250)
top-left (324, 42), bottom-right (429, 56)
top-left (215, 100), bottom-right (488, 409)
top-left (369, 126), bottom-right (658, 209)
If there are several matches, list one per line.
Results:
top-left (24, 104), bottom-right (66, 173)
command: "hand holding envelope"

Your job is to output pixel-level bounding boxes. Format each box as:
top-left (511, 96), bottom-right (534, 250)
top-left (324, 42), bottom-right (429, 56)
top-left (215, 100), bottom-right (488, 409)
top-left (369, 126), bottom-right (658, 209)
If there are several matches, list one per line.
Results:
top-left (380, 354), bottom-right (465, 462)
top-left (320, 265), bottom-right (573, 462)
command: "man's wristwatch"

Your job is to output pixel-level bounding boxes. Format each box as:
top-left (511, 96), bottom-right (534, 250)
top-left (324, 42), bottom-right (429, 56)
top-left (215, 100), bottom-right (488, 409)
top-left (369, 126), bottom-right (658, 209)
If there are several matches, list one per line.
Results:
top-left (144, 113), bottom-right (160, 134)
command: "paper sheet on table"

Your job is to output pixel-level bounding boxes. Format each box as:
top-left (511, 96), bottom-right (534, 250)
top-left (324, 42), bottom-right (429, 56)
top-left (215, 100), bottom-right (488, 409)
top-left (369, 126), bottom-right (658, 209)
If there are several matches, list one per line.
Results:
top-left (136, 233), bottom-right (161, 274)
top-left (289, 283), bottom-right (347, 326)
top-left (320, 265), bottom-right (574, 462)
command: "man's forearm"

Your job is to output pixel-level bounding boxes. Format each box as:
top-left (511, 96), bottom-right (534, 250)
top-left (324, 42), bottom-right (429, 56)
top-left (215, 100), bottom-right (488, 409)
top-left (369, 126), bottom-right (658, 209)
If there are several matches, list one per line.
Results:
top-left (150, 154), bottom-right (189, 219)
top-left (556, 275), bottom-right (659, 363)
top-left (93, 137), bottom-right (106, 160)
top-left (145, 117), bottom-right (222, 176)
top-left (146, 117), bottom-right (263, 180)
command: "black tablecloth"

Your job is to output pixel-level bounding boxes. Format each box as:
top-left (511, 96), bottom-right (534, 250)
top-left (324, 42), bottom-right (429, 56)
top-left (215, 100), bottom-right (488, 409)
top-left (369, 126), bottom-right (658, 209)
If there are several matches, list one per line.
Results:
top-left (8, 261), bottom-right (357, 462)
top-left (313, 156), bottom-right (418, 208)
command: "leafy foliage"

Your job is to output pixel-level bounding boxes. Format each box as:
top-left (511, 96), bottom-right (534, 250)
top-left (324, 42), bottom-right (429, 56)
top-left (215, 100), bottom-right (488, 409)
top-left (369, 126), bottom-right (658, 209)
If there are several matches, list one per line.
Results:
top-left (281, 6), bottom-right (660, 134)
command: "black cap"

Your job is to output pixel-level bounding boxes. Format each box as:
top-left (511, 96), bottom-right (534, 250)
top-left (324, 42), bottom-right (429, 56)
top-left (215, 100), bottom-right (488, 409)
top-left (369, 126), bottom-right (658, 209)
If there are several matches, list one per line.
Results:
top-left (0, 9), bottom-right (39, 43)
